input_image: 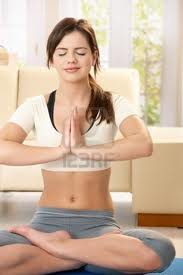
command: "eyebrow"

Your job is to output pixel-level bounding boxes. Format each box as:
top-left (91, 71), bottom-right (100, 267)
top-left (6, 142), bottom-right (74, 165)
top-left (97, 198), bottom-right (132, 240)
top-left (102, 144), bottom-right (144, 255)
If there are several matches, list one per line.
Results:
top-left (56, 47), bottom-right (88, 50)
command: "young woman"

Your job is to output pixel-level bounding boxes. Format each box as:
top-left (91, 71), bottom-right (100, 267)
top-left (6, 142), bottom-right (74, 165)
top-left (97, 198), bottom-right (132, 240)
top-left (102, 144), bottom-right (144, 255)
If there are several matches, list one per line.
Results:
top-left (0, 18), bottom-right (175, 275)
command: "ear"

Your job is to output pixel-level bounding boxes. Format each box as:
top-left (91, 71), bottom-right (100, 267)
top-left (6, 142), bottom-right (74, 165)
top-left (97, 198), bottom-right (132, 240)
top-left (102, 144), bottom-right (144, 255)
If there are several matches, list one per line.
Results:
top-left (92, 50), bottom-right (98, 66)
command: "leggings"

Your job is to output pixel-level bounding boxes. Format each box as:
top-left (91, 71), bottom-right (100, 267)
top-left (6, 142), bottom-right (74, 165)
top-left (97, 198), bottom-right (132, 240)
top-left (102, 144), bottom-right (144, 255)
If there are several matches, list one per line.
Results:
top-left (0, 207), bottom-right (175, 274)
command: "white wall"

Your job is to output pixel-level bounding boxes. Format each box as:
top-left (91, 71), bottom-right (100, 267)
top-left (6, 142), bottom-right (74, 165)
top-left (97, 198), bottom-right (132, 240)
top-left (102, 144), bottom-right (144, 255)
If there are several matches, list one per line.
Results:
top-left (59, 0), bottom-right (81, 18)
top-left (109, 0), bottom-right (132, 68)
top-left (45, 0), bottom-right (60, 40)
top-left (26, 0), bottom-right (60, 66)
top-left (26, 0), bottom-right (46, 66)
top-left (160, 0), bottom-right (181, 126)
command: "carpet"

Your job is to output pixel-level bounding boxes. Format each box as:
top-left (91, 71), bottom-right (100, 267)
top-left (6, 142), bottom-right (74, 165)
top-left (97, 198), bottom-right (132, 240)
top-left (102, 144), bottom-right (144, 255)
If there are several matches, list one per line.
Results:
top-left (49, 258), bottom-right (183, 275)
top-left (148, 258), bottom-right (183, 275)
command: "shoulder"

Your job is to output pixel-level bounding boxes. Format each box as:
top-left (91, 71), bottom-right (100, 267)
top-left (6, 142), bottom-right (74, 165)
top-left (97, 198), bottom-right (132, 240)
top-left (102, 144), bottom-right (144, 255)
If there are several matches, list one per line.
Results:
top-left (109, 92), bottom-right (130, 107)
top-left (109, 92), bottom-right (139, 128)
top-left (104, 91), bottom-right (137, 110)
top-left (24, 95), bottom-right (42, 102)
top-left (102, 91), bottom-right (132, 111)
top-left (19, 92), bottom-right (55, 113)
top-left (25, 93), bottom-right (50, 105)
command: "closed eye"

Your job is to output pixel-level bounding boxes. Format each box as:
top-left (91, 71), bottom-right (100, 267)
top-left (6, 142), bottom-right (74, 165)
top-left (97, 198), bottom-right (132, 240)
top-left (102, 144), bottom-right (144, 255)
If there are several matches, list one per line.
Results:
top-left (58, 53), bottom-right (86, 56)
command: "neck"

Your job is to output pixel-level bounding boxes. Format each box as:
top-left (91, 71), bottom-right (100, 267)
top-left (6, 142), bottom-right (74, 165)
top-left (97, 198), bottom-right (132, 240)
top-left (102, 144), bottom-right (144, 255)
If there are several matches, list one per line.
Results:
top-left (56, 80), bottom-right (91, 106)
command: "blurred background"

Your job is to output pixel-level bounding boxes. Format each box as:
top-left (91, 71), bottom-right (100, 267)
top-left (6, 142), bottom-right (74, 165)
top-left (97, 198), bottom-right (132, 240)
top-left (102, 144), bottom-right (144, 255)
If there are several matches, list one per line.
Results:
top-left (0, 0), bottom-right (182, 127)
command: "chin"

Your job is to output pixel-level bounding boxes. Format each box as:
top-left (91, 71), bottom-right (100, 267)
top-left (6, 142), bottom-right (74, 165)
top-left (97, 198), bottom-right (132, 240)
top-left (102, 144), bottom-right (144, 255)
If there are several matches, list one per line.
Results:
top-left (63, 74), bottom-right (88, 83)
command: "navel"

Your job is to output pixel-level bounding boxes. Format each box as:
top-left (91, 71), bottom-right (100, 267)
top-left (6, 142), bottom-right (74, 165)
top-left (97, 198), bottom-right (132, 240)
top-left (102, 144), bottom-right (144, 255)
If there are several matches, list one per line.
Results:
top-left (70, 195), bottom-right (76, 203)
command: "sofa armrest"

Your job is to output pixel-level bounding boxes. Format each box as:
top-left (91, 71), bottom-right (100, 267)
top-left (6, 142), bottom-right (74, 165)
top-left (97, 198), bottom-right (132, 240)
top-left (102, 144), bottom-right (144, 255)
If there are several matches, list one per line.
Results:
top-left (148, 126), bottom-right (183, 142)
top-left (132, 140), bottom-right (183, 214)
top-left (0, 65), bottom-right (18, 125)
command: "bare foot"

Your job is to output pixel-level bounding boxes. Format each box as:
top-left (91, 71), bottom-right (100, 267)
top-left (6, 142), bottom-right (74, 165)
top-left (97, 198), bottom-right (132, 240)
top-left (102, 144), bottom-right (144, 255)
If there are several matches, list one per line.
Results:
top-left (8, 225), bottom-right (71, 258)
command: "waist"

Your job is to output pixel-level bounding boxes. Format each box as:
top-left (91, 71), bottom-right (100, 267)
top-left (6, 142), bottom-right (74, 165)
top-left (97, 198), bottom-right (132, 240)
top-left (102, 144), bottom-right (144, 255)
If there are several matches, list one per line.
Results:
top-left (39, 168), bottom-right (113, 211)
top-left (39, 189), bottom-right (113, 212)
top-left (39, 196), bottom-right (114, 212)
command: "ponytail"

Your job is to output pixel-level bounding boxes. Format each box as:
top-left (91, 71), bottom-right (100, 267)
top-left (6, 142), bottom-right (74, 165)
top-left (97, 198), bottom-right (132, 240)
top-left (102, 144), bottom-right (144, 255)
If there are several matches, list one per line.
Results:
top-left (86, 74), bottom-right (115, 125)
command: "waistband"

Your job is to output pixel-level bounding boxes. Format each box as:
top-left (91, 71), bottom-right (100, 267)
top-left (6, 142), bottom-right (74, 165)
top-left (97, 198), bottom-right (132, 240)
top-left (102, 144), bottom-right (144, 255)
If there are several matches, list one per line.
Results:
top-left (36, 207), bottom-right (114, 218)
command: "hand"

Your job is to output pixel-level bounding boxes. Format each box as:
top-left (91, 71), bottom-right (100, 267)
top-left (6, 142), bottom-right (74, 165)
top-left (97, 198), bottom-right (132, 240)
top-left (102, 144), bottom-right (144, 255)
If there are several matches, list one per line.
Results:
top-left (60, 115), bottom-right (71, 155)
top-left (70, 107), bottom-right (85, 151)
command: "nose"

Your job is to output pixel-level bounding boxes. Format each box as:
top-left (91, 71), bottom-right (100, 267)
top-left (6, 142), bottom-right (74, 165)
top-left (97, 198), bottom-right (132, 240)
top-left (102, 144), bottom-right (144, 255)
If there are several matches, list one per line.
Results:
top-left (67, 53), bottom-right (77, 63)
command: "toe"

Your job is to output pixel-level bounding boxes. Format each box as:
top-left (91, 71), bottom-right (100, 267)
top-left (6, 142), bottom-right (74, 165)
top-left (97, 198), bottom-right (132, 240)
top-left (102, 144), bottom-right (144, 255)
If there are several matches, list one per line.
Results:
top-left (8, 225), bottom-right (30, 236)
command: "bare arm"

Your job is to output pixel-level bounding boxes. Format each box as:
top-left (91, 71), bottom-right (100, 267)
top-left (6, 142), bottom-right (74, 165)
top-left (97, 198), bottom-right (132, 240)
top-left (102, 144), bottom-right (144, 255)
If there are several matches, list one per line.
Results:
top-left (72, 115), bottom-right (153, 161)
top-left (0, 123), bottom-right (68, 166)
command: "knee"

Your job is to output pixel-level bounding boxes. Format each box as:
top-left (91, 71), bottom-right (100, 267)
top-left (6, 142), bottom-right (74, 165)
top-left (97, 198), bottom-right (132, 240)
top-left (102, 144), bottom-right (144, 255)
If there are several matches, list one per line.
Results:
top-left (153, 240), bottom-right (175, 272)
top-left (71, 261), bottom-right (86, 270)
top-left (141, 249), bottom-right (162, 272)
top-left (141, 238), bottom-right (176, 273)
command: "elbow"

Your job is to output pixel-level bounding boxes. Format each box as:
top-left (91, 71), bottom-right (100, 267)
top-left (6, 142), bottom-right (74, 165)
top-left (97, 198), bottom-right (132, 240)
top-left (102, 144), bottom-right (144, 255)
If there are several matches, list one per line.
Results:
top-left (0, 140), bottom-right (9, 165)
top-left (0, 142), bottom-right (4, 164)
top-left (143, 138), bottom-right (153, 157)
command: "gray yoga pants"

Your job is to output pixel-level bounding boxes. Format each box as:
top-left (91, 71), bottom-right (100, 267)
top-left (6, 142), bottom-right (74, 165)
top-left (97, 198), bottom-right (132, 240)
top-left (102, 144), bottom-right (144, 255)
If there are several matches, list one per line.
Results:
top-left (0, 207), bottom-right (176, 274)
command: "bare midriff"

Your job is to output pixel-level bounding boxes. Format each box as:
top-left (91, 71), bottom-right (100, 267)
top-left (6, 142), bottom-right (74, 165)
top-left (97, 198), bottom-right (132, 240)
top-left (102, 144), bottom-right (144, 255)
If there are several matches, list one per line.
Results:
top-left (38, 168), bottom-right (114, 213)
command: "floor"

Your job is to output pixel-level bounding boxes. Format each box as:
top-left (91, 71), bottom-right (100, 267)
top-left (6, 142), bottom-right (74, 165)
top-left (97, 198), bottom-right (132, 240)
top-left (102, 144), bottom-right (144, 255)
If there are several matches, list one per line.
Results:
top-left (0, 192), bottom-right (183, 258)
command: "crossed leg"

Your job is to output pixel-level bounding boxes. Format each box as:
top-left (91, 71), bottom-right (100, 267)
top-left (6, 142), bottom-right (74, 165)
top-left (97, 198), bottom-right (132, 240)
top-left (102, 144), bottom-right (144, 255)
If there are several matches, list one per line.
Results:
top-left (0, 243), bottom-right (85, 275)
top-left (0, 230), bottom-right (84, 275)
top-left (8, 225), bottom-right (171, 274)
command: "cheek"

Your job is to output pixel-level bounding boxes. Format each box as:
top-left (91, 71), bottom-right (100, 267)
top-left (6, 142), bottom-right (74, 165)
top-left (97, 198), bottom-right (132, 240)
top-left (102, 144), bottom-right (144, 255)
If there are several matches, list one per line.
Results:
top-left (52, 54), bottom-right (65, 65)
top-left (82, 58), bottom-right (93, 69)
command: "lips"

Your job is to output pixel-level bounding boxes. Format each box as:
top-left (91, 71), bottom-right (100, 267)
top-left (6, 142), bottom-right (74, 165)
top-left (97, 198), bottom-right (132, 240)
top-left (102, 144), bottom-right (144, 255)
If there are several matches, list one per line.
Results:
top-left (64, 67), bottom-right (80, 72)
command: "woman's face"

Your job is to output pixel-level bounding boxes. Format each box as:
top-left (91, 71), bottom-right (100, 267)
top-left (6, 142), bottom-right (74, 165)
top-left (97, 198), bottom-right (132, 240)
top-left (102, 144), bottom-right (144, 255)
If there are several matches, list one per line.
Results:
top-left (51, 31), bottom-right (96, 83)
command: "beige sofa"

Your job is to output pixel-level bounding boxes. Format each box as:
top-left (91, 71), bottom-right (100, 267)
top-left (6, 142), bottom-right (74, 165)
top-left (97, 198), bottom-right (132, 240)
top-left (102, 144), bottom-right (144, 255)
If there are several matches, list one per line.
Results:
top-left (1, 65), bottom-right (183, 227)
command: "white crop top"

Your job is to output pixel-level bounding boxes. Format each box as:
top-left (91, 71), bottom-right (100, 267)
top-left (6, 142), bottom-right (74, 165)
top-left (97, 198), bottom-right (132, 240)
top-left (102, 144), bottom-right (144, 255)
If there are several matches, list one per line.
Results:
top-left (8, 93), bottom-right (138, 171)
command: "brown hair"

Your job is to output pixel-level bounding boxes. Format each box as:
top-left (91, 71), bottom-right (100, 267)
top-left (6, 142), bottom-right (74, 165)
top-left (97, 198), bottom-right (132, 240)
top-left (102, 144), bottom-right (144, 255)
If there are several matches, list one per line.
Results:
top-left (47, 17), bottom-right (115, 125)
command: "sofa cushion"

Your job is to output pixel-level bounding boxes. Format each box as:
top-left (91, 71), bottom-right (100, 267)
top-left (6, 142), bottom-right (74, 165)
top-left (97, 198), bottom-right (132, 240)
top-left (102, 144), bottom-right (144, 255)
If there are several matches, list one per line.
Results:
top-left (18, 66), bottom-right (59, 105)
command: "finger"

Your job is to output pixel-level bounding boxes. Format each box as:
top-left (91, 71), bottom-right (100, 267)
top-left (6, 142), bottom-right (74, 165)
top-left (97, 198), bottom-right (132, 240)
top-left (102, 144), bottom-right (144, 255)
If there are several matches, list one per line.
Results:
top-left (65, 119), bottom-right (70, 142)
top-left (71, 116), bottom-right (80, 137)
top-left (71, 112), bottom-right (76, 138)
top-left (67, 117), bottom-right (71, 147)
top-left (73, 107), bottom-right (81, 129)
top-left (72, 106), bottom-right (78, 121)
top-left (63, 117), bottom-right (71, 148)
top-left (68, 115), bottom-right (71, 132)
top-left (70, 109), bottom-right (74, 123)
top-left (74, 106), bottom-right (78, 117)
